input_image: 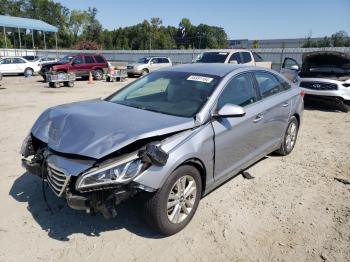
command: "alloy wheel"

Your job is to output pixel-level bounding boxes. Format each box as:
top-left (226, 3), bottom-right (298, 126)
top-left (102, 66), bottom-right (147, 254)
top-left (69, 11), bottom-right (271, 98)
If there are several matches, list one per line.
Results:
top-left (285, 122), bottom-right (297, 151)
top-left (167, 175), bottom-right (197, 224)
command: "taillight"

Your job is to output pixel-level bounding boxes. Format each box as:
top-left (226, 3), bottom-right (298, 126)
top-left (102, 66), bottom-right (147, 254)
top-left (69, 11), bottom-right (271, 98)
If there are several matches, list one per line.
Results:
top-left (300, 90), bottom-right (305, 97)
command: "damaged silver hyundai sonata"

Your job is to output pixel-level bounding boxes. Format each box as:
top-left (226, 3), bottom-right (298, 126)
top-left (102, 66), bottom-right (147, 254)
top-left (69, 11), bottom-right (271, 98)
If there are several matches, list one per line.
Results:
top-left (21, 64), bottom-right (303, 235)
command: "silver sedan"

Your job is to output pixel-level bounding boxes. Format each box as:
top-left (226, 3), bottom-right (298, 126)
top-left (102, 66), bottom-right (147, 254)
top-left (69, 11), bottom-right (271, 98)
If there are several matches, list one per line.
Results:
top-left (21, 63), bottom-right (304, 235)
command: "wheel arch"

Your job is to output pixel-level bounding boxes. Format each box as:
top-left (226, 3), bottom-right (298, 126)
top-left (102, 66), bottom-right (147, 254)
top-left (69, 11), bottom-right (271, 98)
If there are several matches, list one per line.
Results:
top-left (179, 158), bottom-right (207, 195)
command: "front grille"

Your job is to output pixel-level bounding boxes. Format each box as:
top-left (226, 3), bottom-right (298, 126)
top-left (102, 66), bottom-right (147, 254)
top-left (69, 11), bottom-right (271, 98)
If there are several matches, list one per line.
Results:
top-left (300, 81), bottom-right (338, 91)
top-left (46, 164), bottom-right (70, 197)
top-left (127, 66), bottom-right (133, 69)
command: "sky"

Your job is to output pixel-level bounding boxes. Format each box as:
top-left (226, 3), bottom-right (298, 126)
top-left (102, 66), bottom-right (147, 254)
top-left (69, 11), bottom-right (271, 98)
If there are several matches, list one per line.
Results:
top-left (55, 0), bottom-right (350, 40)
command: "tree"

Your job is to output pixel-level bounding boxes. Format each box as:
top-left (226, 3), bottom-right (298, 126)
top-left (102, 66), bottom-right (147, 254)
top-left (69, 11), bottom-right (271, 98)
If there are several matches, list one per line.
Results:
top-left (330, 31), bottom-right (349, 47)
top-left (82, 7), bottom-right (102, 43)
top-left (69, 10), bottom-right (88, 42)
top-left (252, 40), bottom-right (259, 49)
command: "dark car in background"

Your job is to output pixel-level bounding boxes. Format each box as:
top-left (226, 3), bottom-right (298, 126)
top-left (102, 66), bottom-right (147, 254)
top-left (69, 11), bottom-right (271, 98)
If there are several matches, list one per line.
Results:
top-left (39, 54), bottom-right (109, 81)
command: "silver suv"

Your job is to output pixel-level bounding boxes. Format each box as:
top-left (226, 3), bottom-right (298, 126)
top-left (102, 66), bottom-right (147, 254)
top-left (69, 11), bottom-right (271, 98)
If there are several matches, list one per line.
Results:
top-left (127, 57), bottom-right (172, 76)
top-left (21, 64), bottom-right (303, 235)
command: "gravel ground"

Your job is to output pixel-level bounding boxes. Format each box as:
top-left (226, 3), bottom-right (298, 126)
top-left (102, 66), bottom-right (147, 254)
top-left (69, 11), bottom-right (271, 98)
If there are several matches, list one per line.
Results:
top-left (0, 75), bottom-right (349, 262)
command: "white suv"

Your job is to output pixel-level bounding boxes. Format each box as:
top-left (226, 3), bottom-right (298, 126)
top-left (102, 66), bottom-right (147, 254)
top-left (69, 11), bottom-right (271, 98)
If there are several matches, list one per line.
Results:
top-left (0, 57), bottom-right (41, 76)
top-left (281, 51), bottom-right (350, 112)
top-left (127, 57), bottom-right (172, 76)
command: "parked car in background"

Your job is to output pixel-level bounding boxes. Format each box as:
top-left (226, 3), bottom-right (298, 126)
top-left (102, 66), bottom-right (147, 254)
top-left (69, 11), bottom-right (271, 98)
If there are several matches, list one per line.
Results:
top-left (21, 63), bottom-right (303, 235)
top-left (281, 51), bottom-right (350, 112)
top-left (22, 55), bottom-right (39, 62)
top-left (127, 57), bottom-right (172, 76)
top-left (194, 50), bottom-right (272, 69)
top-left (39, 54), bottom-right (108, 81)
top-left (35, 57), bottom-right (59, 66)
top-left (0, 57), bottom-right (41, 76)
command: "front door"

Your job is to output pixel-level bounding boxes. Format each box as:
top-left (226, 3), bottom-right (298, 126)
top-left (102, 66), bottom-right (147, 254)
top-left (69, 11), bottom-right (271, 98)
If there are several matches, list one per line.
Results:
top-left (212, 72), bottom-right (265, 181)
top-left (280, 57), bottom-right (300, 82)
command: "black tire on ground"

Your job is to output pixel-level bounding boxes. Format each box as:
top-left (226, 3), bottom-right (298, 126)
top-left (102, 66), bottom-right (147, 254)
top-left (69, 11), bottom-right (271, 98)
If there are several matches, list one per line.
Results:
top-left (141, 69), bottom-right (149, 76)
top-left (53, 82), bottom-right (60, 88)
top-left (106, 77), bottom-right (111, 82)
top-left (24, 68), bottom-right (34, 76)
top-left (49, 82), bottom-right (54, 88)
top-left (67, 81), bottom-right (74, 87)
top-left (338, 101), bottom-right (349, 113)
top-left (93, 69), bottom-right (104, 80)
top-left (276, 116), bottom-right (299, 156)
top-left (143, 165), bottom-right (202, 236)
top-left (127, 73), bottom-right (134, 78)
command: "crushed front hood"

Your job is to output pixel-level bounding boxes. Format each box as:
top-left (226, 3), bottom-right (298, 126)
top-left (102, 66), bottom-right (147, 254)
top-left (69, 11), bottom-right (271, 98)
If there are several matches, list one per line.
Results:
top-left (31, 100), bottom-right (195, 159)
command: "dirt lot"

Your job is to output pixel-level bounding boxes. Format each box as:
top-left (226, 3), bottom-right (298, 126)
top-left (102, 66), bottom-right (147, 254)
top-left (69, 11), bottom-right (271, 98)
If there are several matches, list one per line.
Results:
top-left (0, 75), bottom-right (349, 262)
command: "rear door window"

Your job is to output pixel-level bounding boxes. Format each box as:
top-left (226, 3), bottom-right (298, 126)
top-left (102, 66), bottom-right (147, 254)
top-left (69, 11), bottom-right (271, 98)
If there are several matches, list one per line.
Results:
top-left (253, 71), bottom-right (282, 98)
top-left (85, 56), bottom-right (95, 64)
top-left (276, 75), bottom-right (292, 91)
top-left (229, 52), bottom-right (242, 64)
top-left (241, 52), bottom-right (252, 63)
top-left (217, 73), bottom-right (257, 108)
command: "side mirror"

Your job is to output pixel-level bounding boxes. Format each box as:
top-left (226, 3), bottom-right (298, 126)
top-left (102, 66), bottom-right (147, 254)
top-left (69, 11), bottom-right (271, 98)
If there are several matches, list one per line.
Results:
top-left (229, 60), bottom-right (238, 64)
top-left (290, 65), bottom-right (299, 71)
top-left (213, 104), bottom-right (246, 118)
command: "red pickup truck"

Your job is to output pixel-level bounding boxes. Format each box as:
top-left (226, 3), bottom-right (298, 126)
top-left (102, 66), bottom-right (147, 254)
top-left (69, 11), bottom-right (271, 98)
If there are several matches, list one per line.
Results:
top-left (39, 54), bottom-right (109, 81)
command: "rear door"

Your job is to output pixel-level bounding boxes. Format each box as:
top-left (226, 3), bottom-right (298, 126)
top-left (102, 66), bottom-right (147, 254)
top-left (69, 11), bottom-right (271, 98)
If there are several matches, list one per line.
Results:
top-left (251, 71), bottom-right (291, 150)
top-left (280, 57), bottom-right (300, 82)
top-left (212, 72), bottom-right (266, 181)
top-left (149, 58), bottom-right (162, 71)
top-left (13, 58), bottom-right (27, 73)
top-left (240, 51), bottom-right (255, 66)
top-left (84, 55), bottom-right (96, 74)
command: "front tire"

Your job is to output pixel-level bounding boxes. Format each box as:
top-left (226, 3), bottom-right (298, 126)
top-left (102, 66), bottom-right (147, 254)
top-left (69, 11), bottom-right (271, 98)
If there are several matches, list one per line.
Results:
top-left (93, 69), bottom-right (104, 80)
top-left (143, 165), bottom-right (202, 236)
top-left (276, 116), bottom-right (299, 155)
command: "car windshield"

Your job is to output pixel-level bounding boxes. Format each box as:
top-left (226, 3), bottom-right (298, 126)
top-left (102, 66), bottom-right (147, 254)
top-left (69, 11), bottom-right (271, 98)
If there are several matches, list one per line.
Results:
top-left (106, 71), bottom-right (221, 117)
top-left (137, 57), bottom-right (150, 64)
top-left (195, 52), bottom-right (229, 63)
top-left (59, 56), bottom-right (73, 63)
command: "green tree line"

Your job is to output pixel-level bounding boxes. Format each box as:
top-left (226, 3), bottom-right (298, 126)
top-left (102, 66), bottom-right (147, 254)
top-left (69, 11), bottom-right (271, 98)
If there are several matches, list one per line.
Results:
top-left (302, 31), bottom-right (350, 48)
top-left (0, 0), bottom-right (228, 50)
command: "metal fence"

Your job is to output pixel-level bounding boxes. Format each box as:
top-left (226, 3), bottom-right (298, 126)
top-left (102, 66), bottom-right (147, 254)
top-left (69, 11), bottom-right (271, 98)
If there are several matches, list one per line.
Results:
top-left (1, 47), bottom-right (350, 71)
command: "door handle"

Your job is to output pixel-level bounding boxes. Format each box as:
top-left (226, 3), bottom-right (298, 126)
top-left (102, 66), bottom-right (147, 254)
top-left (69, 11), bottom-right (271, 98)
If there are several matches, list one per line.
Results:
top-left (282, 102), bottom-right (289, 107)
top-left (253, 114), bottom-right (264, 123)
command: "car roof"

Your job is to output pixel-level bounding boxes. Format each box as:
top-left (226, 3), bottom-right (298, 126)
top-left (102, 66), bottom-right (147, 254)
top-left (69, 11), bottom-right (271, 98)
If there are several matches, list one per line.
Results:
top-left (157, 63), bottom-right (248, 77)
top-left (201, 49), bottom-right (251, 53)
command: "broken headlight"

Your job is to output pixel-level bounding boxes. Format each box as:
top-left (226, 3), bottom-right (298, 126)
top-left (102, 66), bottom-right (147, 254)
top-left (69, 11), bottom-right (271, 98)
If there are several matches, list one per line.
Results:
top-left (76, 158), bottom-right (145, 191)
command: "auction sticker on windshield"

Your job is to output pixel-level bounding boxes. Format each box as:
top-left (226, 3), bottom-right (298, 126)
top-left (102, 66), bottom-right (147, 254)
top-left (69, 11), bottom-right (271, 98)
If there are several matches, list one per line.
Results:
top-left (187, 75), bottom-right (214, 83)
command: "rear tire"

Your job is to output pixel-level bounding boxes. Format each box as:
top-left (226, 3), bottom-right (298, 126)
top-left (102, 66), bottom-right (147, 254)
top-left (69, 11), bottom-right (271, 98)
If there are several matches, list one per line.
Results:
top-left (53, 82), bottom-right (60, 88)
top-left (143, 165), bottom-right (202, 236)
top-left (24, 68), bottom-right (33, 76)
top-left (276, 116), bottom-right (299, 156)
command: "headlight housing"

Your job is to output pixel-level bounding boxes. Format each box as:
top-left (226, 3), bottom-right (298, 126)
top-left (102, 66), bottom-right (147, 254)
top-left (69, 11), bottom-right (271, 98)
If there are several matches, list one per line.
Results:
top-left (76, 157), bottom-right (146, 191)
